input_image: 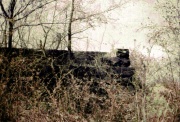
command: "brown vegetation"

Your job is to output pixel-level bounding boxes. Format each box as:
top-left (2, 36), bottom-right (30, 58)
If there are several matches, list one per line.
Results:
top-left (0, 48), bottom-right (179, 122)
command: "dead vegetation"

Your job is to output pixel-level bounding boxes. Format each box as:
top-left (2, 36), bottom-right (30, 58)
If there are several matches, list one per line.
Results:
top-left (0, 49), bottom-right (179, 122)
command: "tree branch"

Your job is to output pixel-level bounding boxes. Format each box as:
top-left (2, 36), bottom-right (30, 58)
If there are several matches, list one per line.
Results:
top-left (0, 0), bottom-right (9, 18)
top-left (14, 0), bottom-right (32, 17)
top-left (14, 0), bottom-right (56, 22)
top-left (14, 22), bottom-right (66, 30)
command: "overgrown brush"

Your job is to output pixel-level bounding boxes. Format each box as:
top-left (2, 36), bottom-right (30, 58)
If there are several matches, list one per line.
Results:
top-left (130, 49), bottom-right (180, 122)
top-left (0, 49), bottom-right (179, 122)
top-left (0, 54), bottom-right (135, 121)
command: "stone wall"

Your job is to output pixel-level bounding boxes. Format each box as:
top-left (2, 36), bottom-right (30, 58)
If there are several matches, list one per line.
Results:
top-left (0, 48), bottom-right (135, 90)
top-left (71, 49), bottom-right (135, 87)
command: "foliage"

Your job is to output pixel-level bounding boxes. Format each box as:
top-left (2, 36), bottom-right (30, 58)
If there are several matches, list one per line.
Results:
top-left (141, 0), bottom-right (180, 82)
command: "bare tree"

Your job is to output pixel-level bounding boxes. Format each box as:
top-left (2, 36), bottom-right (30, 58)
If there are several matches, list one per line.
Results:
top-left (0, 0), bottom-right (56, 49)
top-left (146, 0), bottom-right (180, 81)
top-left (49, 0), bottom-right (127, 56)
top-left (0, 0), bottom-right (127, 53)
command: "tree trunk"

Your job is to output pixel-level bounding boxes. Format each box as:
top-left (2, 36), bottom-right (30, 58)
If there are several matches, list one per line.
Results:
top-left (67, 0), bottom-right (75, 59)
top-left (8, 21), bottom-right (14, 49)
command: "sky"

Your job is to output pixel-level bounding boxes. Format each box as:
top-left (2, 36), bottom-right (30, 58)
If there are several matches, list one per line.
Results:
top-left (72, 0), bottom-right (166, 58)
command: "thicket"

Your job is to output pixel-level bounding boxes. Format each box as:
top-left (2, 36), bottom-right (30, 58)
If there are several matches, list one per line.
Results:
top-left (0, 48), bottom-right (180, 122)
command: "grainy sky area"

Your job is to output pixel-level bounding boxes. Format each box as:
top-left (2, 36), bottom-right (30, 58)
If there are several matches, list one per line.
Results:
top-left (73, 0), bottom-right (165, 58)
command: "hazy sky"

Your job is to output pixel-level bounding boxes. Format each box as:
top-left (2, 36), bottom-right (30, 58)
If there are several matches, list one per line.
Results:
top-left (73, 0), bottom-right (165, 58)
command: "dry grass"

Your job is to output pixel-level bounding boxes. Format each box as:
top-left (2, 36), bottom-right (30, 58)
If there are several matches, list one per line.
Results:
top-left (0, 51), bottom-right (180, 122)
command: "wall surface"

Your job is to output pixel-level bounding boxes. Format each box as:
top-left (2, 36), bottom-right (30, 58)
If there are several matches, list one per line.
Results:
top-left (0, 48), bottom-right (135, 90)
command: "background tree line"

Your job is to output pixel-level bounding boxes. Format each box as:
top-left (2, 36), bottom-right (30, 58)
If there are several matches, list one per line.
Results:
top-left (0, 0), bottom-right (126, 54)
